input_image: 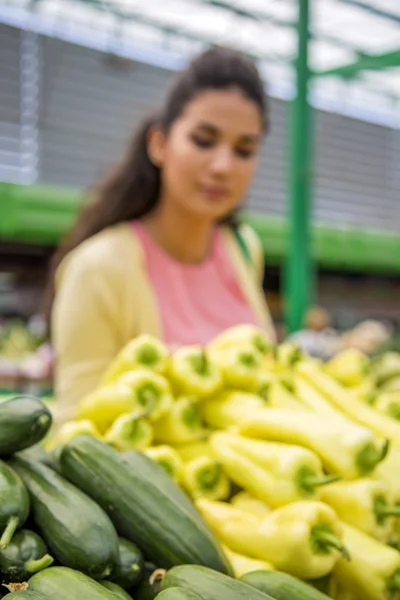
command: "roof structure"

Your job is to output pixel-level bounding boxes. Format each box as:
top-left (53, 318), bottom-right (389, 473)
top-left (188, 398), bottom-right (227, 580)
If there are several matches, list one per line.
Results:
top-left (1, 0), bottom-right (399, 125)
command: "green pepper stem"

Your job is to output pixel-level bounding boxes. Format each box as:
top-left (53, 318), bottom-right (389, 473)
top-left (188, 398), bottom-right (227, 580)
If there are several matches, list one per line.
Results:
top-left (190, 351), bottom-right (209, 376)
top-left (26, 554), bottom-right (54, 574)
top-left (0, 516), bottom-right (19, 549)
top-left (374, 500), bottom-right (400, 520)
top-left (386, 569), bottom-right (400, 595)
top-left (356, 439), bottom-right (390, 474)
top-left (313, 529), bottom-right (350, 562)
top-left (297, 466), bottom-right (340, 495)
top-left (302, 474), bottom-right (341, 490)
top-left (137, 344), bottom-right (160, 367)
top-left (198, 464), bottom-right (220, 491)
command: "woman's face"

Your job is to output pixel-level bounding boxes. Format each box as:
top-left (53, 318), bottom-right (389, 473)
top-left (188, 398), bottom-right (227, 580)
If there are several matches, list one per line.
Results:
top-left (150, 88), bottom-right (263, 222)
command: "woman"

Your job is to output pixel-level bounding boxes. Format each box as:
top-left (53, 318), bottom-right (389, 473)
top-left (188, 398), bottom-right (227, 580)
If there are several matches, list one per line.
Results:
top-left (48, 46), bottom-right (276, 417)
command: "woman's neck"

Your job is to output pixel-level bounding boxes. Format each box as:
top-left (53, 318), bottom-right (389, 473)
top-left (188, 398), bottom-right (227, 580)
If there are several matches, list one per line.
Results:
top-left (141, 205), bottom-right (215, 264)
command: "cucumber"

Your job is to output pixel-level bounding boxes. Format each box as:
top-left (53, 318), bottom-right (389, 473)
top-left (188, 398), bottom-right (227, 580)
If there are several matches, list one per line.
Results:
top-left (0, 398), bottom-right (52, 457)
top-left (9, 457), bottom-right (119, 580)
top-left (123, 452), bottom-right (204, 526)
top-left (28, 566), bottom-right (121, 599)
top-left (132, 567), bottom-right (164, 600)
top-left (161, 565), bottom-right (275, 600)
top-left (2, 592), bottom-right (48, 599)
top-left (241, 570), bottom-right (332, 600)
top-left (0, 461), bottom-right (30, 549)
top-left (109, 538), bottom-right (144, 589)
top-left (133, 579), bottom-right (158, 600)
top-left (60, 436), bottom-right (231, 573)
top-left (0, 530), bottom-right (53, 583)
top-left (155, 589), bottom-right (202, 600)
top-left (100, 581), bottom-right (133, 600)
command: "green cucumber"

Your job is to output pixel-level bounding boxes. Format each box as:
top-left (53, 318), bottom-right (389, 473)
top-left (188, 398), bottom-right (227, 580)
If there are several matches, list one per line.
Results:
top-left (60, 436), bottom-right (231, 573)
top-left (100, 581), bottom-right (133, 600)
top-left (0, 461), bottom-right (30, 549)
top-left (0, 530), bottom-right (53, 583)
top-left (241, 570), bottom-right (332, 600)
top-left (9, 457), bottom-right (118, 580)
top-left (2, 592), bottom-right (48, 599)
top-left (0, 398), bottom-right (52, 457)
top-left (155, 589), bottom-right (202, 600)
top-left (123, 452), bottom-right (204, 526)
top-left (134, 579), bottom-right (158, 600)
top-left (28, 566), bottom-right (121, 599)
top-left (132, 568), bottom-right (164, 600)
top-left (109, 538), bottom-right (144, 589)
top-left (161, 565), bottom-right (275, 599)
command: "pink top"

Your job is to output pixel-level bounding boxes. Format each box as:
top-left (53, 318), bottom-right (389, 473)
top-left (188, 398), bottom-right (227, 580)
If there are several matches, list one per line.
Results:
top-left (132, 221), bottom-right (259, 348)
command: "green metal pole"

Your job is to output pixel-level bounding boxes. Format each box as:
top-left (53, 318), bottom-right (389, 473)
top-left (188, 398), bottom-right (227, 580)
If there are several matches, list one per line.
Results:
top-left (284, 0), bottom-right (313, 333)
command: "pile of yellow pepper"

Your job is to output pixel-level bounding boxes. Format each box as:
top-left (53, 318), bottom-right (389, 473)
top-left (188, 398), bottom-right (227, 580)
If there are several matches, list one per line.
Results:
top-left (53, 326), bottom-right (400, 600)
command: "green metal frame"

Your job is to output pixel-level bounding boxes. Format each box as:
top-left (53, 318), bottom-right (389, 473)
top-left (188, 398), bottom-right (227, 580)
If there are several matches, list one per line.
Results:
top-left (285, 0), bottom-right (400, 332)
top-left (315, 49), bottom-right (400, 78)
top-left (285, 0), bottom-right (312, 333)
top-left (1, 182), bottom-right (400, 275)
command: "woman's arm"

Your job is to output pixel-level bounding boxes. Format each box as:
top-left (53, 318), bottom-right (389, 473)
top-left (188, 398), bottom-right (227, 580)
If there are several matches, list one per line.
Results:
top-left (51, 253), bottom-right (123, 424)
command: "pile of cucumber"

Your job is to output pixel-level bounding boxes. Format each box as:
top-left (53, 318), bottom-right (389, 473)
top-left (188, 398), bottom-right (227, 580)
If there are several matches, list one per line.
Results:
top-left (0, 396), bottom-right (331, 600)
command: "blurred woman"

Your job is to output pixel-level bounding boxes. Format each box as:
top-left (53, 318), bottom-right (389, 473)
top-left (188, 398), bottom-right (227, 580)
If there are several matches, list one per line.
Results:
top-left (47, 46), bottom-right (275, 415)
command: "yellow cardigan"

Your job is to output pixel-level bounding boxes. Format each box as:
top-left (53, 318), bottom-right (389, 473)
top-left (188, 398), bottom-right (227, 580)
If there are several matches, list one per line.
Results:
top-left (52, 222), bottom-right (275, 422)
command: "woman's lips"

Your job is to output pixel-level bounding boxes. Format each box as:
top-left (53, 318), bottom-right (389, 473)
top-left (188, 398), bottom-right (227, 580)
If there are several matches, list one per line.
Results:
top-left (199, 185), bottom-right (230, 199)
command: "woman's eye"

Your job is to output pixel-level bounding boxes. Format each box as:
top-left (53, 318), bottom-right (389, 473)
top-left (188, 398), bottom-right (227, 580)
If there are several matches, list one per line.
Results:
top-left (235, 147), bottom-right (255, 159)
top-left (191, 135), bottom-right (214, 148)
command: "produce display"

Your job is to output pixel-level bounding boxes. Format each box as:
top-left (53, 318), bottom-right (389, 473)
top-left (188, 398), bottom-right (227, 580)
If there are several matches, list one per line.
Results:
top-left (1, 325), bottom-right (400, 599)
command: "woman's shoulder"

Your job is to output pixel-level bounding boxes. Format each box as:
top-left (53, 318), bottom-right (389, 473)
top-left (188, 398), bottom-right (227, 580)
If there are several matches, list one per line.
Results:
top-left (223, 222), bottom-right (264, 277)
top-left (56, 223), bottom-right (138, 281)
top-left (237, 223), bottom-right (263, 260)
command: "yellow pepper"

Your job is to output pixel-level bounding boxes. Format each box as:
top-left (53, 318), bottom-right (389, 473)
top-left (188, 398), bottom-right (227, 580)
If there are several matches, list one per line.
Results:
top-left (209, 343), bottom-right (264, 390)
top-left (330, 579), bottom-right (362, 600)
top-left (350, 377), bottom-right (377, 405)
top-left (230, 491), bottom-right (271, 519)
top-left (320, 478), bottom-right (400, 542)
top-left (104, 412), bottom-right (153, 451)
top-left (77, 383), bottom-right (139, 433)
top-left (210, 432), bottom-right (339, 508)
top-left (144, 445), bottom-right (183, 484)
top-left (297, 360), bottom-right (400, 446)
top-left (208, 324), bottom-right (272, 357)
top-left (292, 374), bottom-right (350, 424)
top-left (152, 396), bottom-right (207, 445)
top-left (375, 392), bottom-right (400, 421)
top-left (370, 352), bottom-right (400, 387)
top-left (201, 390), bottom-right (267, 429)
top-left (117, 369), bottom-right (173, 422)
top-left (375, 444), bottom-right (400, 502)
top-left (325, 349), bottom-right (369, 388)
top-left (239, 408), bottom-right (388, 479)
top-left (174, 441), bottom-right (213, 463)
top-left (333, 523), bottom-right (400, 600)
top-left (167, 346), bottom-right (222, 398)
top-left (274, 342), bottom-right (304, 369)
top-left (196, 499), bottom-right (348, 579)
top-left (221, 545), bottom-right (274, 577)
top-left (100, 334), bottom-right (169, 384)
top-left (268, 379), bottom-right (305, 411)
top-left (182, 456), bottom-right (230, 501)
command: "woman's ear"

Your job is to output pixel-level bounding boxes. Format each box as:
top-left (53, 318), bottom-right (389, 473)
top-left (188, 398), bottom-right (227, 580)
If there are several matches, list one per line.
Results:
top-left (147, 127), bottom-right (167, 168)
